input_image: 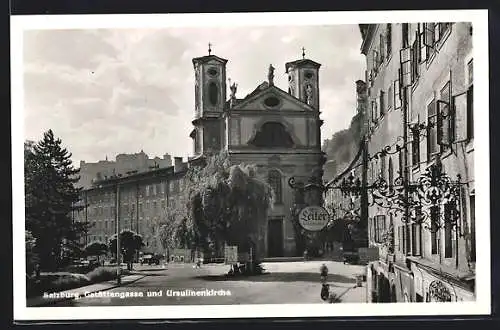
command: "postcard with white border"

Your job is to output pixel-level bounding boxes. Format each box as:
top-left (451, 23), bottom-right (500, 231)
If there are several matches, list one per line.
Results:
top-left (12, 10), bottom-right (490, 321)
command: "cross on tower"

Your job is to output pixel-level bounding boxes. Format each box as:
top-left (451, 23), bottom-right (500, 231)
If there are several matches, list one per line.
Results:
top-left (302, 47), bottom-right (306, 59)
top-left (208, 42), bottom-right (212, 55)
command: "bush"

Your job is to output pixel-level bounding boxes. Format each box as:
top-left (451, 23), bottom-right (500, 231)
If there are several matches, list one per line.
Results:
top-left (86, 267), bottom-right (119, 283)
top-left (51, 274), bottom-right (91, 292)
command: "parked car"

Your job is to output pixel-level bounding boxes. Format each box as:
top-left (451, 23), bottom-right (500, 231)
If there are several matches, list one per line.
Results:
top-left (140, 254), bottom-right (161, 265)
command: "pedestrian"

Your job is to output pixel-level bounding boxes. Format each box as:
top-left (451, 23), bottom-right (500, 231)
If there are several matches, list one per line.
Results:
top-left (34, 263), bottom-right (40, 281)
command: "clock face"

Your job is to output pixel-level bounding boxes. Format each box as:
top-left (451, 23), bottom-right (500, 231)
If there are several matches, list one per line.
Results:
top-left (207, 67), bottom-right (219, 77)
top-left (304, 71), bottom-right (314, 80)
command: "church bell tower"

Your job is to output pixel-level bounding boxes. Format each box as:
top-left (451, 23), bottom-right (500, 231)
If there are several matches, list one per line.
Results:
top-left (190, 44), bottom-right (228, 157)
top-left (285, 50), bottom-right (321, 111)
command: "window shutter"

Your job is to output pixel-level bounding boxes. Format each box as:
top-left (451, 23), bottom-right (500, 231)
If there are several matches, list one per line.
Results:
top-left (436, 102), bottom-right (444, 147)
top-left (424, 23), bottom-right (435, 47)
top-left (419, 23), bottom-right (427, 62)
top-left (386, 24), bottom-right (392, 55)
top-left (400, 48), bottom-right (412, 87)
top-left (437, 100), bottom-right (451, 146)
top-left (380, 34), bottom-right (385, 62)
top-left (453, 91), bottom-right (468, 142)
top-left (434, 23), bottom-right (440, 42)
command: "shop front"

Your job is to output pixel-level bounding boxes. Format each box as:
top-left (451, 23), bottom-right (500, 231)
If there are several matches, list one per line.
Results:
top-left (411, 262), bottom-right (475, 302)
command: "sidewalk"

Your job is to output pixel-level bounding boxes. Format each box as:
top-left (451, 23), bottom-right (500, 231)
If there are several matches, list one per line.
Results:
top-left (27, 274), bottom-right (146, 307)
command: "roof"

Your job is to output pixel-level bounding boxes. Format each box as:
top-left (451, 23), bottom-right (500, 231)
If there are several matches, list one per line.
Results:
top-left (86, 165), bottom-right (186, 191)
top-left (241, 81), bottom-right (269, 101)
top-left (192, 54), bottom-right (228, 67)
top-left (285, 59), bottom-right (321, 73)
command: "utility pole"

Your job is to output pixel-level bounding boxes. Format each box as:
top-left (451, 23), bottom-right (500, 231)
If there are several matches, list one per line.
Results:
top-left (115, 182), bottom-right (121, 285)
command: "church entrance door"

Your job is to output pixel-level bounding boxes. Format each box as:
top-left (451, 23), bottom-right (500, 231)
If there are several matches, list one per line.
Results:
top-left (267, 217), bottom-right (284, 257)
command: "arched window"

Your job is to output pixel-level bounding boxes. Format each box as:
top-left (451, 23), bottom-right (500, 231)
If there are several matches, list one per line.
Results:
top-left (268, 169), bottom-right (282, 204)
top-left (249, 122), bottom-right (295, 148)
top-left (208, 82), bottom-right (218, 106)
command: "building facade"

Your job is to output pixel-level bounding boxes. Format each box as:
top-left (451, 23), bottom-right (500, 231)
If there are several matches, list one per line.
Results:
top-left (75, 51), bottom-right (326, 259)
top-left (359, 22), bottom-right (475, 302)
top-left (77, 151), bottom-right (173, 189)
top-left (73, 158), bottom-right (188, 256)
top-left (189, 52), bottom-right (325, 257)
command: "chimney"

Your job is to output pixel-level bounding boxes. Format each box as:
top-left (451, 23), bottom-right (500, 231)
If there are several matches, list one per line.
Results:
top-left (163, 154), bottom-right (172, 167)
top-left (174, 157), bottom-right (183, 172)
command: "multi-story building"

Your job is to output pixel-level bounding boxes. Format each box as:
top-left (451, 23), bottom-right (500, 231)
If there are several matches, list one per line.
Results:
top-left (359, 22), bottom-right (475, 302)
top-left (73, 157), bottom-right (188, 256)
top-left (77, 151), bottom-right (173, 189)
top-left (74, 49), bottom-right (326, 259)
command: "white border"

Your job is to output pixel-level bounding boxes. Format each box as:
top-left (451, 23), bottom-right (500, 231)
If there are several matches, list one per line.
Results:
top-left (12, 10), bottom-right (490, 321)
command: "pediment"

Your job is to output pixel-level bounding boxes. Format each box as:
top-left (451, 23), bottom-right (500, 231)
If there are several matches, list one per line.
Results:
top-left (231, 85), bottom-right (314, 112)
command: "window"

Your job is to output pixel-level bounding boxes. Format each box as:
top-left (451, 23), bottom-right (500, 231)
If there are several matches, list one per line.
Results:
top-left (444, 203), bottom-right (454, 258)
top-left (427, 99), bottom-right (439, 158)
top-left (394, 80), bottom-right (401, 109)
top-left (413, 206), bottom-right (423, 256)
top-left (438, 23), bottom-right (451, 41)
top-left (410, 32), bottom-right (420, 83)
top-left (372, 50), bottom-right (379, 73)
top-left (411, 125), bottom-right (420, 167)
top-left (145, 185), bottom-right (150, 197)
top-left (412, 223), bottom-right (422, 256)
top-left (371, 100), bottom-right (378, 123)
top-left (374, 215), bottom-right (386, 243)
top-left (398, 150), bottom-right (403, 177)
top-left (402, 23), bottom-right (409, 48)
top-left (470, 195), bottom-right (476, 262)
top-left (249, 122), bottom-right (295, 148)
top-left (379, 34), bottom-right (385, 63)
top-left (379, 91), bottom-right (385, 117)
top-left (430, 206), bottom-right (439, 254)
top-left (467, 59), bottom-right (473, 86)
top-left (386, 24), bottom-right (392, 56)
top-left (438, 81), bottom-right (453, 150)
top-left (268, 170), bottom-right (282, 204)
top-left (208, 82), bottom-right (219, 106)
top-left (388, 84), bottom-right (393, 110)
top-left (380, 155), bottom-right (386, 180)
top-left (397, 226), bottom-right (402, 252)
top-left (467, 60), bottom-right (474, 140)
top-left (405, 224), bottom-right (411, 255)
top-left (418, 23), bottom-right (427, 62)
top-left (424, 23), bottom-right (436, 60)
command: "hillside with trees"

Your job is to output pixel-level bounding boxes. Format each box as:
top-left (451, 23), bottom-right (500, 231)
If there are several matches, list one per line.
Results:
top-left (322, 111), bottom-right (365, 182)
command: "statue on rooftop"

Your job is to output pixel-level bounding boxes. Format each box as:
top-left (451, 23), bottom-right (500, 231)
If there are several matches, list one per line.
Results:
top-left (268, 64), bottom-right (275, 86)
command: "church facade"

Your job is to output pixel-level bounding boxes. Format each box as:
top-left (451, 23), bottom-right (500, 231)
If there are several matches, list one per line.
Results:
top-left (189, 51), bottom-right (326, 257)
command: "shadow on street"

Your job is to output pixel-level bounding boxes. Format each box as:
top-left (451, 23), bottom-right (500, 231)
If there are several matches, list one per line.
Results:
top-left (195, 272), bottom-right (356, 284)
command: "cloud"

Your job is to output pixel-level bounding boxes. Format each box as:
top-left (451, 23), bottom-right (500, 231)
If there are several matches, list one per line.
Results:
top-left (23, 24), bottom-right (365, 165)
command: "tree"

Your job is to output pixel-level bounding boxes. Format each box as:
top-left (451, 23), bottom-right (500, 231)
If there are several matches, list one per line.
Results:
top-left (109, 230), bottom-right (144, 270)
top-left (84, 242), bottom-right (108, 263)
top-left (159, 151), bottom-right (274, 272)
top-left (24, 130), bottom-right (90, 270)
top-left (25, 230), bottom-right (39, 276)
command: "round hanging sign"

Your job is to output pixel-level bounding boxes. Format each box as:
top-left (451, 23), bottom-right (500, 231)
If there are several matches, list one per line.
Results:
top-left (298, 206), bottom-right (330, 231)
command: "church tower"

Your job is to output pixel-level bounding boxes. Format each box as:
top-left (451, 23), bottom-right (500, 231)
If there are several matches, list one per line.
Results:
top-left (190, 45), bottom-right (228, 157)
top-left (285, 51), bottom-right (321, 111)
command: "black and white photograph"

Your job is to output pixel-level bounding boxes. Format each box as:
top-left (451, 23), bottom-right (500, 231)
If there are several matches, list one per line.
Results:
top-left (11, 10), bottom-right (490, 320)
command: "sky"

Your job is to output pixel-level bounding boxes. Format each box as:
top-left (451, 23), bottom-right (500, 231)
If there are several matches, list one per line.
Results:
top-left (23, 25), bottom-right (366, 166)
